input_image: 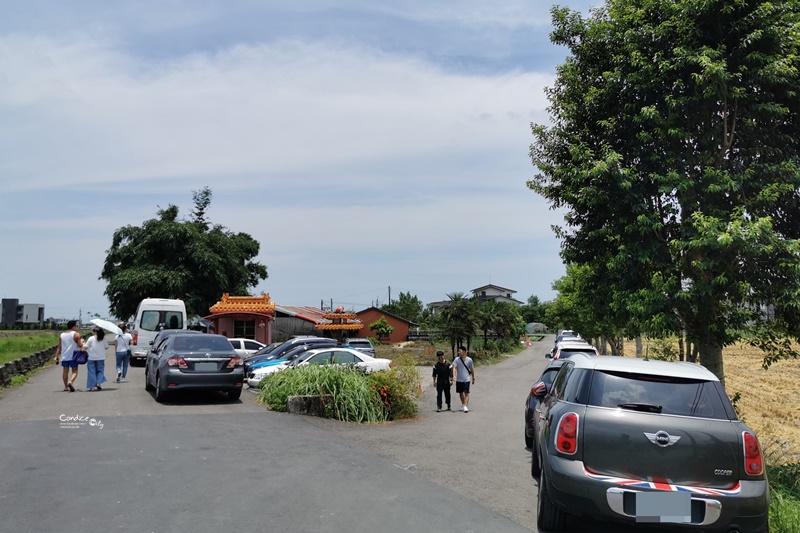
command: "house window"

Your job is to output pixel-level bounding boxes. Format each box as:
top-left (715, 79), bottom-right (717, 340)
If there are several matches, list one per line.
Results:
top-left (481, 291), bottom-right (486, 297)
top-left (234, 320), bottom-right (255, 339)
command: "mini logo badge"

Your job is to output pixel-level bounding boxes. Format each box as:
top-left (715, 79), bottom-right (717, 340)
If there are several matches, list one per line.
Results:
top-left (644, 431), bottom-right (681, 447)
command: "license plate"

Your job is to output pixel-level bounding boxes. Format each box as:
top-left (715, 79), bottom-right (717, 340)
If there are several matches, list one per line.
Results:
top-left (194, 362), bottom-right (218, 372)
top-left (635, 491), bottom-right (690, 523)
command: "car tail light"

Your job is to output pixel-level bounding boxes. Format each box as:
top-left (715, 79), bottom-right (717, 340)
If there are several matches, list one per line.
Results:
top-left (167, 357), bottom-right (188, 368)
top-left (227, 357), bottom-right (243, 368)
top-left (389, 361), bottom-right (394, 369)
top-left (132, 331), bottom-right (138, 346)
top-left (743, 431), bottom-right (763, 475)
top-left (555, 412), bottom-right (579, 455)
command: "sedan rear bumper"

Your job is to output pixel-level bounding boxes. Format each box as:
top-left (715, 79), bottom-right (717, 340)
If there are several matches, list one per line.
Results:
top-left (163, 368), bottom-right (244, 391)
top-left (545, 455), bottom-right (769, 531)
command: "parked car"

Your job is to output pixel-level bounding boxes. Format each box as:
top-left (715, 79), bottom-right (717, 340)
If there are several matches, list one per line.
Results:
top-left (524, 359), bottom-right (565, 448)
top-left (144, 333), bottom-right (245, 402)
top-left (243, 336), bottom-right (333, 374)
top-left (248, 341), bottom-right (336, 373)
top-left (551, 340), bottom-right (598, 360)
top-left (550, 332), bottom-right (581, 356)
top-left (246, 349), bottom-right (323, 387)
top-left (340, 337), bottom-right (376, 357)
top-left (227, 338), bottom-right (266, 357)
top-left (293, 347), bottom-right (392, 374)
top-left (530, 354), bottom-right (769, 532)
top-left (146, 329), bottom-right (204, 359)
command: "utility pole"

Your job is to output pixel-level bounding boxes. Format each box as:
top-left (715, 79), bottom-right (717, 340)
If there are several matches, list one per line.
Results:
top-left (388, 286), bottom-right (391, 305)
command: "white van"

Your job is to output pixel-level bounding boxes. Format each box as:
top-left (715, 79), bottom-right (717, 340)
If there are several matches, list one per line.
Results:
top-left (131, 298), bottom-right (187, 365)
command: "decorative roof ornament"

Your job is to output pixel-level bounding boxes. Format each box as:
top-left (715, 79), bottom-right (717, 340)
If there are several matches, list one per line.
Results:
top-left (209, 293), bottom-right (276, 314)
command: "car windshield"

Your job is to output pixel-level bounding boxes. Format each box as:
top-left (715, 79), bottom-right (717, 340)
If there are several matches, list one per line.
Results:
top-left (171, 336), bottom-right (233, 352)
top-left (587, 370), bottom-right (730, 420)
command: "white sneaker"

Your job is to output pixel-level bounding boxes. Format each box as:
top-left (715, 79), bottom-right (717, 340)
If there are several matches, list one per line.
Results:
top-left (120, 378), bottom-right (127, 383)
top-left (461, 406), bottom-right (466, 412)
top-left (464, 406), bottom-right (469, 413)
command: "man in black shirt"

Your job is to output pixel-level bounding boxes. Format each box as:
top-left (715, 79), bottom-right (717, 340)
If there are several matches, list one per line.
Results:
top-left (432, 351), bottom-right (453, 412)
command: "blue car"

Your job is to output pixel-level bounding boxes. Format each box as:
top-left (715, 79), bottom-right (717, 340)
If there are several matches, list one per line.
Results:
top-left (247, 342), bottom-right (335, 372)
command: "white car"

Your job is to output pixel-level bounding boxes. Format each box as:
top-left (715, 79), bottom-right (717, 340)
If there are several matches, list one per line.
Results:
top-left (247, 347), bottom-right (392, 388)
top-left (227, 338), bottom-right (266, 357)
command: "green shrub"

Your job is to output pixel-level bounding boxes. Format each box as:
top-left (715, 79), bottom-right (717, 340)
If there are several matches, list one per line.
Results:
top-left (367, 354), bottom-right (421, 420)
top-left (769, 488), bottom-right (800, 533)
top-left (769, 463), bottom-right (800, 500)
top-left (257, 355), bottom-right (422, 423)
top-left (647, 338), bottom-right (679, 361)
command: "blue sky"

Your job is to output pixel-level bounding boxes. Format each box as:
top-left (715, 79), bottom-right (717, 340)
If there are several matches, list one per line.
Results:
top-left (0, 0), bottom-right (597, 320)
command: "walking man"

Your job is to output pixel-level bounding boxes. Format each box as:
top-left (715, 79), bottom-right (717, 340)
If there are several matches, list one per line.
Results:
top-left (453, 346), bottom-right (475, 412)
top-left (432, 350), bottom-right (453, 412)
top-left (54, 320), bottom-right (85, 392)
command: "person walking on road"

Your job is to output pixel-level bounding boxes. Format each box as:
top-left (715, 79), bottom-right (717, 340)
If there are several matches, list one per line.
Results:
top-left (54, 320), bottom-right (85, 392)
top-left (453, 346), bottom-right (475, 412)
top-left (85, 327), bottom-right (108, 391)
top-left (115, 323), bottom-right (133, 383)
top-left (432, 350), bottom-right (453, 412)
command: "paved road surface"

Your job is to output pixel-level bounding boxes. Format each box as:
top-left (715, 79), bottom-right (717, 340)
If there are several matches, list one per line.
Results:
top-left (0, 337), bottom-right (665, 532)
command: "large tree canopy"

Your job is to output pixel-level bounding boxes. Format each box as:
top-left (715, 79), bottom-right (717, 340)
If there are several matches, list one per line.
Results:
top-left (101, 188), bottom-right (268, 319)
top-left (381, 291), bottom-right (424, 324)
top-left (529, 0), bottom-right (800, 385)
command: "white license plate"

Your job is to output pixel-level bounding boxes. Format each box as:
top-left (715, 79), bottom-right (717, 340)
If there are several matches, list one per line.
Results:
top-left (194, 362), bottom-right (218, 371)
top-left (635, 491), bottom-right (690, 523)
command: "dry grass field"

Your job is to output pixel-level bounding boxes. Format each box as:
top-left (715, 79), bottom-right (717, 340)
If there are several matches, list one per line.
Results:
top-left (722, 344), bottom-right (800, 464)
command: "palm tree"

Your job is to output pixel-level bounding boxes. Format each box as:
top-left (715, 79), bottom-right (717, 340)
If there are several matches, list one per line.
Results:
top-left (438, 292), bottom-right (477, 355)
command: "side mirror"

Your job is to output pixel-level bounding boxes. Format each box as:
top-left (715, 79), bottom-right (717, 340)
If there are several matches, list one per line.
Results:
top-left (532, 381), bottom-right (548, 398)
top-left (545, 352), bottom-right (552, 359)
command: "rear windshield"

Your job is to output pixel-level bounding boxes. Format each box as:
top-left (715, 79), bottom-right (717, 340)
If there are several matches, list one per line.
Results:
top-left (140, 310), bottom-right (184, 332)
top-left (587, 370), bottom-right (732, 420)
top-left (171, 336), bottom-right (232, 352)
top-left (348, 341), bottom-right (372, 349)
top-left (558, 349), bottom-right (595, 358)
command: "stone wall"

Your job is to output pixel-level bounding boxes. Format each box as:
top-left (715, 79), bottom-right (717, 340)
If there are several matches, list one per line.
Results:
top-left (0, 345), bottom-right (57, 386)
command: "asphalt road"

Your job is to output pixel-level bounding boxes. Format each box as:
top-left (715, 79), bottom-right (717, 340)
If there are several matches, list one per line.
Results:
top-left (0, 337), bottom-right (664, 533)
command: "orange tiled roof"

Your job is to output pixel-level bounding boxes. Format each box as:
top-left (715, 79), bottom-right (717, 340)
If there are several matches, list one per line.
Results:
top-left (314, 323), bottom-right (364, 330)
top-left (322, 312), bottom-right (358, 320)
top-left (209, 293), bottom-right (276, 314)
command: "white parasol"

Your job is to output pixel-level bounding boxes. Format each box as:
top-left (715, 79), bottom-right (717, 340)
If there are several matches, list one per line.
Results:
top-left (90, 318), bottom-right (123, 336)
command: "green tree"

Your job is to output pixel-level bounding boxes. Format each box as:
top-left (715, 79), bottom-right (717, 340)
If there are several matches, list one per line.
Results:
top-left (381, 291), bottom-right (423, 324)
top-left (369, 316), bottom-right (394, 339)
top-left (529, 0), bottom-right (800, 384)
top-left (101, 188), bottom-right (268, 319)
top-left (436, 292), bottom-right (477, 356)
top-left (520, 295), bottom-right (548, 325)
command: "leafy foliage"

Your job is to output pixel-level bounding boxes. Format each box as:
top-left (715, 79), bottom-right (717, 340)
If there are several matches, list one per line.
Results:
top-left (101, 187), bottom-right (268, 318)
top-left (380, 291), bottom-right (423, 324)
top-left (529, 0), bottom-right (800, 383)
top-left (368, 316), bottom-right (394, 339)
top-left (256, 356), bottom-right (421, 423)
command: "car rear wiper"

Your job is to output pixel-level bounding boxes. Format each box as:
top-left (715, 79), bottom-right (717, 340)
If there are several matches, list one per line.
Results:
top-left (617, 403), bottom-right (662, 413)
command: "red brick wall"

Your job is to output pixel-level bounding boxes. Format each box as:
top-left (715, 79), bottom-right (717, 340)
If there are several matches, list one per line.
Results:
top-left (356, 309), bottom-right (411, 343)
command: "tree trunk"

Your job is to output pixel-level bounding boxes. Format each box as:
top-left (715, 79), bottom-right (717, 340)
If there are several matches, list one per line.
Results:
top-left (635, 337), bottom-right (643, 358)
top-left (698, 341), bottom-right (725, 388)
top-left (678, 333), bottom-right (685, 361)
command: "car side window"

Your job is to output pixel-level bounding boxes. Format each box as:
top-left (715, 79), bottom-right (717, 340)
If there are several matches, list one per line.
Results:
top-left (306, 353), bottom-right (331, 365)
top-left (332, 351), bottom-right (358, 364)
top-left (550, 363), bottom-right (574, 399)
top-left (562, 369), bottom-right (591, 403)
top-left (244, 341), bottom-right (261, 350)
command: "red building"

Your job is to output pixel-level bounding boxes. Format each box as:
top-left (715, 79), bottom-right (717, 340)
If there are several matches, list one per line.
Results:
top-left (355, 307), bottom-right (419, 343)
top-left (205, 293), bottom-right (275, 344)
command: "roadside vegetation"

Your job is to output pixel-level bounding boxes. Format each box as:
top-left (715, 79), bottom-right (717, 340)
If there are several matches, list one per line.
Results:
top-left (257, 354), bottom-right (421, 423)
top-left (0, 334), bottom-right (58, 366)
